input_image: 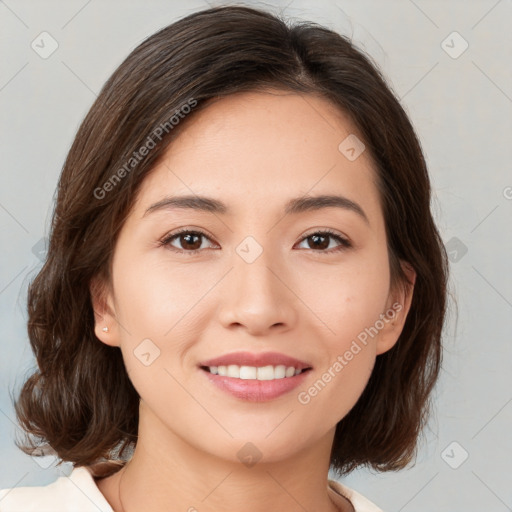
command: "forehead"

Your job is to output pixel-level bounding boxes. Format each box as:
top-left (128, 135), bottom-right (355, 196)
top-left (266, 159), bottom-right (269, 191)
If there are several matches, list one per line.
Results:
top-left (132, 90), bottom-right (383, 226)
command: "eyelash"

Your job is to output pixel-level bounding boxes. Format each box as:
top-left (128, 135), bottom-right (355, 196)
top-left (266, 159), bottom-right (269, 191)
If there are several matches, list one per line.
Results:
top-left (158, 228), bottom-right (352, 256)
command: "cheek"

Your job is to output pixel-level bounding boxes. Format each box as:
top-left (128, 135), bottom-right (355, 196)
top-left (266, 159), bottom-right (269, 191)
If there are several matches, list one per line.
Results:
top-left (286, 255), bottom-right (389, 420)
top-left (113, 257), bottom-right (204, 337)
top-left (111, 259), bottom-right (214, 394)
top-left (293, 251), bottom-right (391, 347)
top-left (293, 263), bottom-right (387, 419)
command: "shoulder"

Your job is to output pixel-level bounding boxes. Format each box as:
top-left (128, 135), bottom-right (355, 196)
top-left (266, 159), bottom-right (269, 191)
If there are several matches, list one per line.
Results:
top-left (0, 467), bottom-right (113, 512)
top-left (328, 479), bottom-right (384, 512)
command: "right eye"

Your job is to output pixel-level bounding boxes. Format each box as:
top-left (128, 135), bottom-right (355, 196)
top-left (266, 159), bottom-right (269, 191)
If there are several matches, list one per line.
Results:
top-left (159, 229), bottom-right (217, 255)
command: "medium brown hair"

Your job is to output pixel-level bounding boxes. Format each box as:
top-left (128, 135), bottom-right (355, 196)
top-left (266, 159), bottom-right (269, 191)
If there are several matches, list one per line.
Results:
top-left (12, 5), bottom-right (448, 478)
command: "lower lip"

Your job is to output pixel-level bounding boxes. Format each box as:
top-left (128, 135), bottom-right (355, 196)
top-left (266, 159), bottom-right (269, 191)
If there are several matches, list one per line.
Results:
top-left (200, 368), bottom-right (311, 402)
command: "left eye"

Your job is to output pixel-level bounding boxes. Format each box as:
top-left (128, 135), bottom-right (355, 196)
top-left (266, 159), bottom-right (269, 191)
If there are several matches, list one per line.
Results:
top-left (296, 230), bottom-right (351, 252)
top-left (160, 229), bottom-right (351, 255)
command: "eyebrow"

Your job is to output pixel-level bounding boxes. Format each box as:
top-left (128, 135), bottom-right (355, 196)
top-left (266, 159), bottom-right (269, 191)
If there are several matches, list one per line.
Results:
top-left (143, 194), bottom-right (369, 225)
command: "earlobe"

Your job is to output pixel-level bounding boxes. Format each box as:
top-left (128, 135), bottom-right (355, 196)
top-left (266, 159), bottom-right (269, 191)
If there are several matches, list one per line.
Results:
top-left (376, 261), bottom-right (416, 356)
top-left (90, 276), bottom-right (120, 347)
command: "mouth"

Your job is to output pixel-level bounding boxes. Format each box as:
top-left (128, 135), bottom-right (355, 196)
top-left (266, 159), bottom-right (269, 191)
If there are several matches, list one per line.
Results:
top-left (198, 350), bottom-right (313, 381)
top-left (197, 351), bottom-right (313, 400)
top-left (200, 364), bottom-right (312, 380)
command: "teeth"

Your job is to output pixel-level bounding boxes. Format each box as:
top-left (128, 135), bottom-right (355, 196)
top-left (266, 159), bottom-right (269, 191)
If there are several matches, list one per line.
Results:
top-left (274, 365), bottom-right (285, 379)
top-left (257, 365), bottom-right (275, 380)
top-left (208, 364), bottom-right (304, 380)
top-left (227, 365), bottom-right (239, 378)
top-left (240, 366), bottom-right (257, 379)
top-left (286, 366), bottom-right (296, 378)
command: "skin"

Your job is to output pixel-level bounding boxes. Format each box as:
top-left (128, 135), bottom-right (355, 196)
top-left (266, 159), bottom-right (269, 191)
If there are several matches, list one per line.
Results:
top-left (91, 90), bottom-right (415, 512)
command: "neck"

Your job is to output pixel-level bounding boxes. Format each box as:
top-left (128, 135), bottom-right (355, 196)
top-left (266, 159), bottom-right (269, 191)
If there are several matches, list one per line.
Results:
top-left (109, 401), bottom-right (347, 512)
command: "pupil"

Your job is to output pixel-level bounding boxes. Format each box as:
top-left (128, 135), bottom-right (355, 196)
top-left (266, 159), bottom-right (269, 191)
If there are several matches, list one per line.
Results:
top-left (183, 233), bottom-right (200, 250)
top-left (310, 234), bottom-right (328, 250)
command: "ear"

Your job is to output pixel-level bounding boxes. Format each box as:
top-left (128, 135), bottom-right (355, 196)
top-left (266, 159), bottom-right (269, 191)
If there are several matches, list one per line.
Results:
top-left (90, 275), bottom-right (120, 347)
top-left (375, 260), bottom-right (416, 356)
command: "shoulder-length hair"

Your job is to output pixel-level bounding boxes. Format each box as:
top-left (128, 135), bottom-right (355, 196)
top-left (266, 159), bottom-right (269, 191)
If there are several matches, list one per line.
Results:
top-left (13, 5), bottom-right (448, 478)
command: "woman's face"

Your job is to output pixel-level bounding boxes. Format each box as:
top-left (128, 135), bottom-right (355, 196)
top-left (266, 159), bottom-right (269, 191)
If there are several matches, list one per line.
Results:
top-left (93, 90), bottom-right (414, 465)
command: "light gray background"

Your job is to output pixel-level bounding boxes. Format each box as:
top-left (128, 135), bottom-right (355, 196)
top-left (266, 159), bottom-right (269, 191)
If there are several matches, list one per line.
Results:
top-left (1, 0), bottom-right (511, 510)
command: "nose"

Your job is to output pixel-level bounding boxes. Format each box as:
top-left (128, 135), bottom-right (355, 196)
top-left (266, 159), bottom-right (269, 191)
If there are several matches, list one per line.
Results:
top-left (217, 247), bottom-right (298, 336)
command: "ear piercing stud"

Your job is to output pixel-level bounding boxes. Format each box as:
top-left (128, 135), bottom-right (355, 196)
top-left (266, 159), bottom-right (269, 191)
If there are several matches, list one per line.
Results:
top-left (102, 326), bottom-right (109, 333)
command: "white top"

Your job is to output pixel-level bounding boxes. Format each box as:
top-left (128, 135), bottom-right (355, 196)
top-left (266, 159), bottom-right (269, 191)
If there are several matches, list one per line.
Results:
top-left (0, 466), bottom-right (383, 511)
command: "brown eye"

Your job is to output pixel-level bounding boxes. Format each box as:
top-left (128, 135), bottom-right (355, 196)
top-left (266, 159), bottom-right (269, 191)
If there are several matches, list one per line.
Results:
top-left (176, 232), bottom-right (202, 251)
top-left (297, 230), bottom-right (352, 254)
top-left (307, 234), bottom-right (330, 250)
top-left (161, 229), bottom-right (214, 254)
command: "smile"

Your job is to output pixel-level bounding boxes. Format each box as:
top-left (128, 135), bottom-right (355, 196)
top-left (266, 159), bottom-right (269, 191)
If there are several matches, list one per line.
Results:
top-left (202, 364), bottom-right (307, 380)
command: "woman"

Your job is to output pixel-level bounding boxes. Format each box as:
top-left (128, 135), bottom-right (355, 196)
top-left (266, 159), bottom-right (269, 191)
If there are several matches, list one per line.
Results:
top-left (0, 5), bottom-right (448, 511)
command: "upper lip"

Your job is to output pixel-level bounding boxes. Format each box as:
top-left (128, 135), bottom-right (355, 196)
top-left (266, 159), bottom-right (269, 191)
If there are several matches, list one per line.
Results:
top-left (199, 351), bottom-right (312, 370)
